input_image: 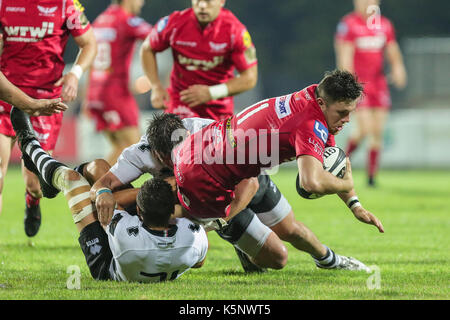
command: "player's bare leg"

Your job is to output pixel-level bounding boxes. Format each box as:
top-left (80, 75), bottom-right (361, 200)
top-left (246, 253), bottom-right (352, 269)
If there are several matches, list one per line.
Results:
top-left (21, 165), bottom-right (43, 237)
top-left (367, 108), bottom-right (388, 186)
top-left (346, 108), bottom-right (372, 157)
top-left (270, 211), bottom-right (369, 271)
top-left (104, 126), bottom-right (140, 165)
top-left (250, 232), bottom-right (288, 270)
top-left (10, 107), bottom-right (96, 233)
top-left (270, 211), bottom-right (327, 258)
top-left (0, 133), bottom-right (14, 216)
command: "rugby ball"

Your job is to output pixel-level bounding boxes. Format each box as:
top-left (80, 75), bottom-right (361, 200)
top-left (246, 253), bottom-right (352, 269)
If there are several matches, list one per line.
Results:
top-left (296, 146), bottom-right (347, 199)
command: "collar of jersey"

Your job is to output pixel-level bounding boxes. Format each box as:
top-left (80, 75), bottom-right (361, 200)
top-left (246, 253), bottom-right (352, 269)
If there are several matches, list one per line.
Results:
top-left (142, 224), bottom-right (178, 237)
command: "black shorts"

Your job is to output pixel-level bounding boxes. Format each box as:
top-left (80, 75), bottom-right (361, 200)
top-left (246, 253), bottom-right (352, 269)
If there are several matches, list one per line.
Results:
top-left (78, 221), bottom-right (114, 281)
top-left (216, 175), bottom-right (287, 244)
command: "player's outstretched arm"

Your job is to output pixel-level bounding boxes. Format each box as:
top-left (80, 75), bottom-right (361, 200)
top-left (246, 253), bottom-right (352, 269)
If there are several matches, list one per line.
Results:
top-left (338, 190), bottom-right (385, 233)
top-left (0, 72), bottom-right (68, 116)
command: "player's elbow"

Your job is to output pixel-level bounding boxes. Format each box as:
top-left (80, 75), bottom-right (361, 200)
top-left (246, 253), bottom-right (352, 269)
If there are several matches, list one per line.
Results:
top-left (299, 176), bottom-right (325, 194)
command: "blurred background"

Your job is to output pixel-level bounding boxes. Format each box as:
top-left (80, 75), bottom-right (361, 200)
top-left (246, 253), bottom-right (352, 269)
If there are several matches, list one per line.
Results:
top-left (11, 0), bottom-right (450, 169)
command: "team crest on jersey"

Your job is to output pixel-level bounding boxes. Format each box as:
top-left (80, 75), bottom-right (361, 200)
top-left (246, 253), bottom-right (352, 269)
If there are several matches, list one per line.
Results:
top-left (127, 227), bottom-right (139, 237)
top-left (275, 94), bottom-right (292, 119)
top-left (37, 5), bottom-right (57, 17)
top-left (157, 16), bottom-right (169, 33)
top-left (209, 41), bottom-right (227, 52)
top-left (313, 121), bottom-right (328, 144)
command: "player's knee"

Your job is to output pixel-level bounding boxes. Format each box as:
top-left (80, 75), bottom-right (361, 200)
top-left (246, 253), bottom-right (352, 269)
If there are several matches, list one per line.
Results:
top-left (85, 159), bottom-right (111, 184)
top-left (255, 239), bottom-right (288, 270)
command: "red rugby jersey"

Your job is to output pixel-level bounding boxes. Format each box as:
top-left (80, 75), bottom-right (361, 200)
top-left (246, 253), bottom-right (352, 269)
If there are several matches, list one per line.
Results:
top-left (88, 4), bottom-right (151, 86)
top-left (148, 8), bottom-right (257, 120)
top-left (335, 12), bottom-right (396, 81)
top-left (0, 0), bottom-right (91, 93)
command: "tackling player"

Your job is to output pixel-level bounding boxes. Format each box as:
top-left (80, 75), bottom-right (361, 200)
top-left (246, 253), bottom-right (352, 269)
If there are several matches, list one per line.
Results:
top-left (335, 0), bottom-right (407, 186)
top-left (90, 114), bottom-right (371, 272)
top-left (149, 70), bottom-right (385, 234)
top-left (0, 0), bottom-right (97, 236)
top-left (84, 0), bottom-right (152, 165)
top-left (141, 0), bottom-right (258, 121)
top-left (10, 107), bottom-right (208, 283)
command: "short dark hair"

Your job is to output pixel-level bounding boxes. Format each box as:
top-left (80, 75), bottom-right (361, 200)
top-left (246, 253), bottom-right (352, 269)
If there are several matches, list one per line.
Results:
top-left (146, 113), bottom-right (187, 159)
top-left (317, 69), bottom-right (363, 104)
top-left (136, 178), bottom-right (174, 227)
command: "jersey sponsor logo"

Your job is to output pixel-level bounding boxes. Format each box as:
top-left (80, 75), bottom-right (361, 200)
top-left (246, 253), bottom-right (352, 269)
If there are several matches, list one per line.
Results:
top-left (85, 238), bottom-right (102, 255)
top-left (175, 40), bottom-right (197, 47)
top-left (93, 28), bottom-right (117, 42)
top-left (177, 54), bottom-right (224, 71)
top-left (209, 41), bottom-right (227, 52)
top-left (157, 16), bottom-right (169, 33)
top-left (355, 35), bottom-right (386, 50)
top-left (5, 7), bottom-right (26, 13)
top-left (4, 22), bottom-right (54, 42)
top-left (313, 121), bottom-right (328, 144)
top-left (35, 132), bottom-right (50, 143)
top-left (37, 5), bottom-right (58, 17)
top-left (128, 16), bottom-right (144, 27)
top-left (242, 30), bottom-right (253, 48)
top-left (275, 94), bottom-right (292, 119)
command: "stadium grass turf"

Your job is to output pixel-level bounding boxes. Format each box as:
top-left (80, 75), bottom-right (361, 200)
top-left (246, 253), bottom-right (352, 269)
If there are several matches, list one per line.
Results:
top-left (0, 165), bottom-right (448, 300)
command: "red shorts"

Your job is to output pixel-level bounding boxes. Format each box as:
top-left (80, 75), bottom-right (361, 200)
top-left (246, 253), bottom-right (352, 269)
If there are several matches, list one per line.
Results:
top-left (174, 134), bottom-right (234, 219)
top-left (0, 87), bottom-right (63, 151)
top-left (86, 84), bottom-right (139, 132)
top-left (358, 76), bottom-right (391, 109)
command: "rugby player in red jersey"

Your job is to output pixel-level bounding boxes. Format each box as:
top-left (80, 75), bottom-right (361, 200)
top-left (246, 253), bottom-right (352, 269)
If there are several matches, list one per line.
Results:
top-left (0, 0), bottom-right (97, 236)
top-left (147, 70), bottom-right (384, 234)
top-left (335, 0), bottom-right (407, 186)
top-left (141, 0), bottom-right (258, 121)
top-left (84, 0), bottom-right (152, 165)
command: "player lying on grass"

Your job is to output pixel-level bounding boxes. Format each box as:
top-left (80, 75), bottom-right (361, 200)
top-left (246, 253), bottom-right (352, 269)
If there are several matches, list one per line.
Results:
top-left (147, 70), bottom-right (384, 235)
top-left (10, 107), bottom-right (208, 283)
top-left (90, 115), bottom-right (370, 272)
top-left (0, 71), bottom-right (67, 116)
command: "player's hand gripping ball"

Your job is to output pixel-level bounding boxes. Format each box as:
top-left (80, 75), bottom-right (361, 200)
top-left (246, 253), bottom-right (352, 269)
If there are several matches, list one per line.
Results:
top-left (296, 146), bottom-right (347, 199)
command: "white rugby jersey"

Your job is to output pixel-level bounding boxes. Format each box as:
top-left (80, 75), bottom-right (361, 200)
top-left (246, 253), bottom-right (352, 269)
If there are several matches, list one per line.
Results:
top-left (107, 210), bottom-right (208, 282)
top-left (110, 117), bottom-right (214, 184)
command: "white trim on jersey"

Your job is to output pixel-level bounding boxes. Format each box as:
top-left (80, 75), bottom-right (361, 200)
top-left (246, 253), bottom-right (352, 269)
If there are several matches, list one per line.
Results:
top-left (109, 117), bottom-right (215, 185)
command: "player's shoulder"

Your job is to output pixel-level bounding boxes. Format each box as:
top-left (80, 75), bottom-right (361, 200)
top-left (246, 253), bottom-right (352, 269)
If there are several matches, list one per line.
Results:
top-left (219, 8), bottom-right (247, 29)
top-left (175, 219), bottom-right (206, 241)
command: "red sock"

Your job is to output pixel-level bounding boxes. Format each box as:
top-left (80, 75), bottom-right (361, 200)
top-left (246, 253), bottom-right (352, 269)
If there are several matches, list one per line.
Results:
top-left (368, 148), bottom-right (380, 178)
top-left (26, 191), bottom-right (40, 208)
top-left (346, 140), bottom-right (359, 157)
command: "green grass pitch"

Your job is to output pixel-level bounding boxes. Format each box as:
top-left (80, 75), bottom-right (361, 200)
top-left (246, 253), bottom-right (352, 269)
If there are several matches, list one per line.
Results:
top-left (0, 166), bottom-right (448, 300)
